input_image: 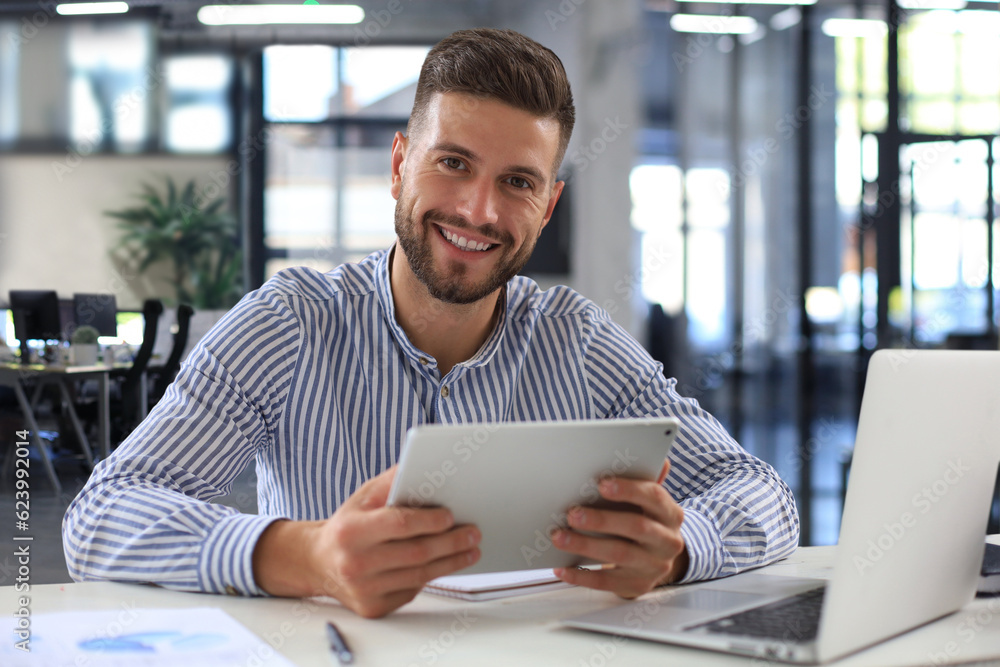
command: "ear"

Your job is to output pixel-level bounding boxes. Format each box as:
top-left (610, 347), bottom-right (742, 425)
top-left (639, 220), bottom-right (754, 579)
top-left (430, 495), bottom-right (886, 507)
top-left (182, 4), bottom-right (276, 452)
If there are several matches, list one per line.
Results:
top-left (538, 179), bottom-right (565, 235)
top-left (390, 131), bottom-right (408, 200)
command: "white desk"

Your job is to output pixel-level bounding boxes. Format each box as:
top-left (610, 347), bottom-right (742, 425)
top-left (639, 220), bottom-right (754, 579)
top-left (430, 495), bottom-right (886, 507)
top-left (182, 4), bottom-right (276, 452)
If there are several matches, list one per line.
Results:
top-left (0, 363), bottom-right (111, 493)
top-left (4, 546), bottom-right (1000, 666)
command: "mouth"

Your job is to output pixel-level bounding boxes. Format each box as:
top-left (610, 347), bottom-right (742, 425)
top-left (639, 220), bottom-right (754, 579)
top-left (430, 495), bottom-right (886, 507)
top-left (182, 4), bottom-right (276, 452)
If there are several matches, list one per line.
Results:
top-left (437, 226), bottom-right (499, 253)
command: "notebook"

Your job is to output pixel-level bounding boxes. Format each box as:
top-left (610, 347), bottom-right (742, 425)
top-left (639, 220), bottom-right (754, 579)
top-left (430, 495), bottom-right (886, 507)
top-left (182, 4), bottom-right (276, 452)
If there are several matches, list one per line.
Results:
top-left (425, 569), bottom-right (572, 601)
top-left (564, 349), bottom-right (1000, 664)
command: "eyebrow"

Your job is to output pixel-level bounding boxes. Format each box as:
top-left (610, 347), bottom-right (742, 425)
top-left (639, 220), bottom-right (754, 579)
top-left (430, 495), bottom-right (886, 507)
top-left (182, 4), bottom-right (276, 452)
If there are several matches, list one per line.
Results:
top-left (430, 142), bottom-right (547, 186)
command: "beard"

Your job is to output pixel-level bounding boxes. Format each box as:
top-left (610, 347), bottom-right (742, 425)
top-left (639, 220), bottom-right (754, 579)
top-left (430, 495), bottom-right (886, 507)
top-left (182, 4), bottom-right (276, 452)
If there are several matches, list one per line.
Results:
top-left (394, 187), bottom-right (539, 305)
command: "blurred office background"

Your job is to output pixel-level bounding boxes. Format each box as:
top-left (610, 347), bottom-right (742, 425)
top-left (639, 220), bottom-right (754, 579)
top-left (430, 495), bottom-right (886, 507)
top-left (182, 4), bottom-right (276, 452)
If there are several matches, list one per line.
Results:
top-left (0, 0), bottom-right (998, 577)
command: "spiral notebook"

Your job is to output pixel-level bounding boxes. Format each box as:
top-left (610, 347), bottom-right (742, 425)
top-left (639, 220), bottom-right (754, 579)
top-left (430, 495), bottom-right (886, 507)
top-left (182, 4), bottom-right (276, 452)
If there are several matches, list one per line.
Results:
top-left (425, 569), bottom-right (573, 601)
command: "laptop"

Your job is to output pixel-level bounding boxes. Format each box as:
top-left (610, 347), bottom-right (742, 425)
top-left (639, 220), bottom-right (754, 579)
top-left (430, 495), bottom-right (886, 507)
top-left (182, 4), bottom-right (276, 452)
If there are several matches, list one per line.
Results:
top-left (563, 349), bottom-right (1000, 663)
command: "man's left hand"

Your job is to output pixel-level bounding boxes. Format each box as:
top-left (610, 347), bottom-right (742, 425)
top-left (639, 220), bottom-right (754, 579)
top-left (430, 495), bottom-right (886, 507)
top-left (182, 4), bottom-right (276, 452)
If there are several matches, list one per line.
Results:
top-left (552, 460), bottom-right (687, 598)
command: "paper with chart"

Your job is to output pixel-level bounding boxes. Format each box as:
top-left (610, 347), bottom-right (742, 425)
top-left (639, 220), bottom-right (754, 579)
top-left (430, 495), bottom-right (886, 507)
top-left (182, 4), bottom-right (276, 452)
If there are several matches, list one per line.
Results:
top-left (0, 607), bottom-right (295, 666)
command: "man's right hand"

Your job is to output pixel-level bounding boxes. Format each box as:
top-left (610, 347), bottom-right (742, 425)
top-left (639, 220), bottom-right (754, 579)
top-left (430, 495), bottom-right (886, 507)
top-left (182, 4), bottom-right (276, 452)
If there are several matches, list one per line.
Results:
top-left (252, 466), bottom-right (481, 618)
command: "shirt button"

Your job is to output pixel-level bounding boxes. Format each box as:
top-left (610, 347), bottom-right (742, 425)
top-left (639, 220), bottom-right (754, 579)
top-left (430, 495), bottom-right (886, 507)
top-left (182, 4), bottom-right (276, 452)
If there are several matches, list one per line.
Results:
top-left (224, 586), bottom-right (239, 596)
top-left (419, 357), bottom-right (430, 365)
top-left (441, 386), bottom-right (450, 398)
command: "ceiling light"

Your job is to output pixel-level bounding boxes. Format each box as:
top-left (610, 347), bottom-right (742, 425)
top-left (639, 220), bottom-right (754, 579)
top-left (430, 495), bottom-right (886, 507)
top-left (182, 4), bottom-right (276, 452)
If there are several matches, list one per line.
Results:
top-left (770, 6), bottom-right (802, 30)
top-left (676, 0), bottom-right (815, 4)
top-left (821, 18), bottom-right (888, 37)
top-left (56, 2), bottom-right (129, 15)
top-left (897, 0), bottom-right (967, 9)
top-left (197, 4), bottom-right (364, 26)
top-left (670, 14), bottom-right (759, 34)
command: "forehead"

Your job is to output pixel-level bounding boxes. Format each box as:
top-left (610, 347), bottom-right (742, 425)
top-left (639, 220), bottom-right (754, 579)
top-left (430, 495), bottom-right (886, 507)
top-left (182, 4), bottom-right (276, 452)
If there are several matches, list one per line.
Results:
top-left (416, 92), bottom-right (562, 179)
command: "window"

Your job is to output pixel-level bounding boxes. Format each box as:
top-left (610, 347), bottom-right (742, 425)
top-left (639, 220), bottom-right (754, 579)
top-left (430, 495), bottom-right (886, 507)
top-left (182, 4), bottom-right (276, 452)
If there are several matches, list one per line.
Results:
top-left (630, 163), bottom-right (730, 348)
top-left (67, 21), bottom-right (152, 152)
top-left (901, 10), bottom-right (1000, 134)
top-left (262, 45), bottom-right (429, 279)
top-left (0, 19), bottom-right (233, 154)
top-left (0, 22), bottom-right (18, 146)
top-left (834, 8), bottom-right (1000, 346)
top-left (162, 54), bottom-right (233, 153)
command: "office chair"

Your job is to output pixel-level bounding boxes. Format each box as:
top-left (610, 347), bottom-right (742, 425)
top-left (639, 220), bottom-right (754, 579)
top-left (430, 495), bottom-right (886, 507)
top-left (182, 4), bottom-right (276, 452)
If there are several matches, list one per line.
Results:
top-left (149, 303), bottom-right (194, 406)
top-left (73, 298), bottom-right (165, 447)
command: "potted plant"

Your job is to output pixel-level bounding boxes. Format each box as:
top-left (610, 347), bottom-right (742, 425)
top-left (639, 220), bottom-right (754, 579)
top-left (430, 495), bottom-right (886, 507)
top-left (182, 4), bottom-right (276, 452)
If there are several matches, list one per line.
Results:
top-left (108, 177), bottom-right (244, 310)
top-left (71, 325), bottom-right (101, 366)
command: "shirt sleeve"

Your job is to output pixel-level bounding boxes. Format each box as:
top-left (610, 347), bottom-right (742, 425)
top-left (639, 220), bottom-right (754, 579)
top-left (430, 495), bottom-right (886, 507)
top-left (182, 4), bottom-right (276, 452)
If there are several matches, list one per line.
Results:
top-left (580, 307), bottom-right (801, 582)
top-left (61, 287), bottom-right (301, 595)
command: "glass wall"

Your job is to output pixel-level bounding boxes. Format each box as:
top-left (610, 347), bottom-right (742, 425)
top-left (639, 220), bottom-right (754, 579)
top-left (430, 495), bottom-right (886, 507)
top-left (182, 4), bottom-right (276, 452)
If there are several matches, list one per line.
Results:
top-left (0, 20), bottom-right (233, 154)
top-left (261, 45), bottom-right (429, 278)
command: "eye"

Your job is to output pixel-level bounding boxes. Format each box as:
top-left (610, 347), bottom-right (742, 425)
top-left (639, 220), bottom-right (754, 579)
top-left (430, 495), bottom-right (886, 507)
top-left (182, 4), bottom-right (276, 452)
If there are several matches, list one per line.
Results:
top-left (506, 176), bottom-right (531, 190)
top-left (442, 157), bottom-right (466, 171)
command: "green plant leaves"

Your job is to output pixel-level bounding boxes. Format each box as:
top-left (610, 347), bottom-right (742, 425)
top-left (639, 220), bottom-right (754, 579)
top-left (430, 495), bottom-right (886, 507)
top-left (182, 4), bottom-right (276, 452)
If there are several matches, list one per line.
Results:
top-left (109, 176), bottom-right (243, 309)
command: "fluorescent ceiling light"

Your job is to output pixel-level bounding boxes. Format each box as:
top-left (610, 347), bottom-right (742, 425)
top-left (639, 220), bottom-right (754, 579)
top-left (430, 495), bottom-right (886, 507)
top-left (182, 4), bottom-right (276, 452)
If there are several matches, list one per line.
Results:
top-left (198, 4), bottom-right (364, 26)
top-left (56, 2), bottom-right (128, 15)
top-left (955, 9), bottom-right (1000, 34)
top-left (670, 14), bottom-right (759, 34)
top-left (676, 0), bottom-right (815, 5)
top-left (897, 0), bottom-right (967, 8)
top-left (821, 18), bottom-right (888, 37)
top-left (770, 6), bottom-right (802, 30)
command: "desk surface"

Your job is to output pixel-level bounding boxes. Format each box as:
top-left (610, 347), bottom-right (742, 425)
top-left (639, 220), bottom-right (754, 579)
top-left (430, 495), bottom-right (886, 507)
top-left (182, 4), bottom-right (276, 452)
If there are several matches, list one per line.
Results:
top-left (0, 362), bottom-right (119, 374)
top-left (4, 546), bottom-right (1000, 666)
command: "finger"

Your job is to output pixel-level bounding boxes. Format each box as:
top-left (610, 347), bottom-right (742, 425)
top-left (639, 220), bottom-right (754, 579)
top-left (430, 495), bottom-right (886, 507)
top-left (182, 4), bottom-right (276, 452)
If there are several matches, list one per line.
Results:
top-left (375, 525), bottom-right (481, 570)
top-left (599, 477), bottom-right (683, 527)
top-left (362, 504), bottom-right (458, 543)
top-left (554, 566), bottom-right (648, 599)
top-left (352, 466), bottom-right (398, 510)
top-left (349, 587), bottom-right (424, 619)
top-left (656, 458), bottom-right (670, 486)
top-left (375, 546), bottom-right (482, 593)
top-left (565, 506), bottom-right (679, 550)
top-left (331, 501), bottom-right (456, 554)
top-left (551, 528), bottom-right (653, 570)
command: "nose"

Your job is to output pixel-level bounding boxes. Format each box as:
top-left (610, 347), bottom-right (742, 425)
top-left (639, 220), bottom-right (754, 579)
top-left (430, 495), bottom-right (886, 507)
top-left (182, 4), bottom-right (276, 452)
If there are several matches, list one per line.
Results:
top-left (455, 176), bottom-right (500, 227)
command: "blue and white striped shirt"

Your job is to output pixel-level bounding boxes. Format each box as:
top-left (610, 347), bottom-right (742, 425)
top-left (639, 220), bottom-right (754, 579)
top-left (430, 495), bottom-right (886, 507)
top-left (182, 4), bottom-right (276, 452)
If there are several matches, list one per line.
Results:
top-left (63, 248), bottom-right (799, 596)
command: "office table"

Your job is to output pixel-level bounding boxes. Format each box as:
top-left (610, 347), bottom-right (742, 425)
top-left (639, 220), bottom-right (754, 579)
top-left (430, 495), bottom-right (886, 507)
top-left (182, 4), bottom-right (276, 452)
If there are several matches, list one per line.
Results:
top-left (0, 363), bottom-right (111, 494)
top-left (4, 546), bottom-right (1000, 666)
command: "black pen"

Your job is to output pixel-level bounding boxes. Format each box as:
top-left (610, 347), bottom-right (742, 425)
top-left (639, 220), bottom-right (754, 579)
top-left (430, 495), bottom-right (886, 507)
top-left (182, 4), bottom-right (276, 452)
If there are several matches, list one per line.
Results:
top-left (326, 621), bottom-right (354, 664)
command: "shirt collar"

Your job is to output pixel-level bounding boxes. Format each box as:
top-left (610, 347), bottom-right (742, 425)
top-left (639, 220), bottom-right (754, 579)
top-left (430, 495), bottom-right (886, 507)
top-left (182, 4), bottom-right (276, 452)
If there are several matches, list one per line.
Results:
top-left (374, 243), bottom-right (508, 371)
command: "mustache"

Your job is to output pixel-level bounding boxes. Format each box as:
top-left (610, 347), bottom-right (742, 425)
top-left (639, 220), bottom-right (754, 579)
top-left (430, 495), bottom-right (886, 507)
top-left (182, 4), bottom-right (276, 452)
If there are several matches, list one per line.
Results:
top-left (423, 209), bottom-right (510, 246)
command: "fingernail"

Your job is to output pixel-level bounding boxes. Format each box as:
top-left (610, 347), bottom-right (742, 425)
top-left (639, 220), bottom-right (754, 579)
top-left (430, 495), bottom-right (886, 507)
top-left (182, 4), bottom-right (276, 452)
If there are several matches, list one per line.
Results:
top-left (569, 507), bottom-right (585, 526)
top-left (601, 479), bottom-right (618, 494)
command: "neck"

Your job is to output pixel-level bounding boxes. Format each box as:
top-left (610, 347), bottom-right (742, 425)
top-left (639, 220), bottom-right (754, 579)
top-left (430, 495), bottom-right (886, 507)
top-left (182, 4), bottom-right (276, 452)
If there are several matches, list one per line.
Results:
top-left (389, 246), bottom-right (502, 376)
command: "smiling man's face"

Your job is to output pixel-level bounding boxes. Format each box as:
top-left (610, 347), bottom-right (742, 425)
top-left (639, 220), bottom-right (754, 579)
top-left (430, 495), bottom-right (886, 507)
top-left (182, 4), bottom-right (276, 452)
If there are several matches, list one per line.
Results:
top-left (390, 92), bottom-right (564, 305)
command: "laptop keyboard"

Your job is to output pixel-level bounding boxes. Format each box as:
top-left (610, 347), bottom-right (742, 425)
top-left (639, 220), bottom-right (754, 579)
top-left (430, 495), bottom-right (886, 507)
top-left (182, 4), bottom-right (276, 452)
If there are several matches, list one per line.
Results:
top-left (687, 586), bottom-right (826, 643)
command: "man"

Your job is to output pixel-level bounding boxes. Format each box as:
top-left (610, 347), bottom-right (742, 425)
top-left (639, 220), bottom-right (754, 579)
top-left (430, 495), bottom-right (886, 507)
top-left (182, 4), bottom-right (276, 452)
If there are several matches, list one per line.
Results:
top-left (63, 28), bottom-right (799, 619)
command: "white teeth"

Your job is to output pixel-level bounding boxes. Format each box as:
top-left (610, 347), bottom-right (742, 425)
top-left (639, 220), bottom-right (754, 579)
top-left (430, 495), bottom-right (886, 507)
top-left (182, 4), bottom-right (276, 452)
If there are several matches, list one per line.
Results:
top-left (441, 228), bottom-right (494, 252)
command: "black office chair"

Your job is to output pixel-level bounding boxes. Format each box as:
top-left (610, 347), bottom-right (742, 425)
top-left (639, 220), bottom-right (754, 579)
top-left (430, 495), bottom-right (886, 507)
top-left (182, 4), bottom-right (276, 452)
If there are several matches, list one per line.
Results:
top-left (107, 298), bottom-right (163, 445)
top-left (149, 303), bottom-right (194, 406)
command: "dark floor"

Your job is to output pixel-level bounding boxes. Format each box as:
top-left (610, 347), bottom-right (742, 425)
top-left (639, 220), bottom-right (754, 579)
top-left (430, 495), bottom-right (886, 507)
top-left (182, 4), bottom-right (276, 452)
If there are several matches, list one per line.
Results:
top-left (0, 441), bottom-right (258, 587)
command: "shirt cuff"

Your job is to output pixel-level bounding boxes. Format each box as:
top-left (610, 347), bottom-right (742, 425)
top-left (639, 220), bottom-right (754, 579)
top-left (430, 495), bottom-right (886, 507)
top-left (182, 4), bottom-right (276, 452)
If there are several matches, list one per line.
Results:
top-left (675, 507), bottom-right (726, 583)
top-left (198, 513), bottom-right (286, 596)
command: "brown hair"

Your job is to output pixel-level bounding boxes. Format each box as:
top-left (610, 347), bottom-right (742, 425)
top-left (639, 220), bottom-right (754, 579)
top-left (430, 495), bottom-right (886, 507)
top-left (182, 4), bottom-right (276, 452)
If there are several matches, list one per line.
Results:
top-left (408, 28), bottom-right (575, 175)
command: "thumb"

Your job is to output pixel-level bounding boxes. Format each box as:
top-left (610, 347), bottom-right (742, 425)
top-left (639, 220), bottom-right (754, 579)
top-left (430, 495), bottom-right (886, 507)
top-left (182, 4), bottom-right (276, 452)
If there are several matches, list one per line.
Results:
top-left (354, 466), bottom-right (398, 510)
top-left (656, 459), bottom-right (671, 486)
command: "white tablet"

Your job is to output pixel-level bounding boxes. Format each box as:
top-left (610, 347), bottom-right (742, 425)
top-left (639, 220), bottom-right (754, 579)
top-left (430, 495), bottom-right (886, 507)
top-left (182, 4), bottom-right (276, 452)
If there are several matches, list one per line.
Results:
top-left (387, 418), bottom-right (680, 575)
